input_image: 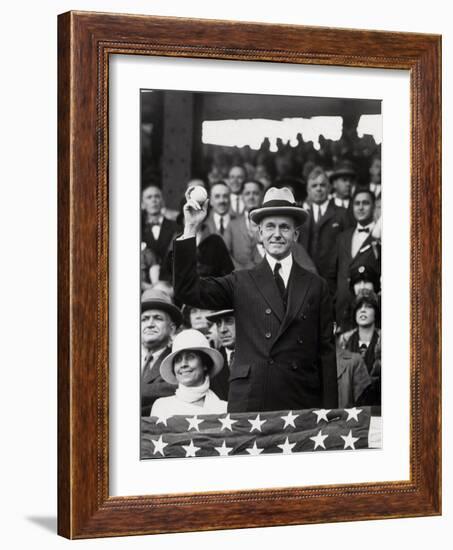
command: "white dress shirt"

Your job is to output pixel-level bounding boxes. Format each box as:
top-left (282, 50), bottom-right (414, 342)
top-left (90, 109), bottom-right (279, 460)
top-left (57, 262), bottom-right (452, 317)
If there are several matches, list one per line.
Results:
top-left (147, 215), bottom-right (164, 240)
top-left (231, 193), bottom-right (244, 214)
top-left (225, 347), bottom-right (234, 366)
top-left (213, 212), bottom-right (231, 232)
top-left (351, 222), bottom-right (375, 258)
top-left (333, 196), bottom-right (350, 209)
top-left (369, 182), bottom-right (381, 197)
top-left (265, 253), bottom-right (293, 287)
top-left (312, 200), bottom-right (329, 222)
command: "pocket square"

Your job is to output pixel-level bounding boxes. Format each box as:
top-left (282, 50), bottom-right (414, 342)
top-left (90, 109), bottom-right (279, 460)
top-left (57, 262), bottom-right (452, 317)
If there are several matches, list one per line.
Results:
top-left (332, 222), bottom-right (340, 228)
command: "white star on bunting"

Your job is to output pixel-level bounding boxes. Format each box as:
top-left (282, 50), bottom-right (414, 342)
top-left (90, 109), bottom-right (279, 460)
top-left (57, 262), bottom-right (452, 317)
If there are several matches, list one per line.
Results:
top-left (344, 408), bottom-right (363, 422)
top-left (214, 440), bottom-right (233, 456)
top-left (281, 410), bottom-right (299, 429)
top-left (277, 437), bottom-right (297, 454)
top-left (341, 430), bottom-right (360, 450)
top-left (186, 415), bottom-right (204, 431)
top-left (313, 409), bottom-right (331, 423)
top-left (155, 413), bottom-right (172, 426)
top-left (182, 440), bottom-right (200, 457)
top-left (218, 413), bottom-right (237, 431)
top-left (246, 441), bottom-right (264, 455)
top-left (248, 414), bottom-right (266, 432)
top-left (310, 429), bottom-right (329, 450)
top-left (151, 435), bottom-right (168, 456)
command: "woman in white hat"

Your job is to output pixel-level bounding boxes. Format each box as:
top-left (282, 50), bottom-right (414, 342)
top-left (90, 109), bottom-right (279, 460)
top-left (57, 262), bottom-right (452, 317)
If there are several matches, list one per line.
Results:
top-left (150, 329), bottom-right (227, 417)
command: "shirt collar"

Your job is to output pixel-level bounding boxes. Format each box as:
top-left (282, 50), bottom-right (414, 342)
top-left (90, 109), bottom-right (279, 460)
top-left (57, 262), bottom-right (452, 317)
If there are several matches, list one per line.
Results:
top-left (147, 214), bottom-right (164, 225)
top-left (314, 199), bottom-right (329, 209)
top-left (141, 344), bottom-right (167, 367)
top-left (313, 199), bottom-right (330, 216)
top-left (355, 221), bottom-right (375, 232)
top-left (265, 253), bottom-right (293, 273)
top-left (213, 212), bottom-right (230, 223)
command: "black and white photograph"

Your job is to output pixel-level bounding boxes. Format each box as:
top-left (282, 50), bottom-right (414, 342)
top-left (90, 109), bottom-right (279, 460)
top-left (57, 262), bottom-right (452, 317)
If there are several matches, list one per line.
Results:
top-left (140, 89), bottom-right (382, 459)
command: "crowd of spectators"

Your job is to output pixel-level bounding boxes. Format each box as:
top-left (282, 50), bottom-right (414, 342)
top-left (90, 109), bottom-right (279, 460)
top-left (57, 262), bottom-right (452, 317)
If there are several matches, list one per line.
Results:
top-left (140, 131), bottom-right (382, 416)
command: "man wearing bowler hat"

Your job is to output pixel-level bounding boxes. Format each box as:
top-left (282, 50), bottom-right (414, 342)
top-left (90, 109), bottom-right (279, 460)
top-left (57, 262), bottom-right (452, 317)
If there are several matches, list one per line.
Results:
top-left (173, 187), bottom-right (338, 413)
top-left (330, 160), bottom-right (358, 210)
top-left (205, 309), bottom-right (236, 401)
top-left (140, 288), bottom-right (183, 416)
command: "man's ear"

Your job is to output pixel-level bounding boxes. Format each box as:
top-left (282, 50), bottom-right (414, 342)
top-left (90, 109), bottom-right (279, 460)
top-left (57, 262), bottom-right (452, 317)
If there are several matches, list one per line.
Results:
top-left (293, 229), bottom-right (300, 242)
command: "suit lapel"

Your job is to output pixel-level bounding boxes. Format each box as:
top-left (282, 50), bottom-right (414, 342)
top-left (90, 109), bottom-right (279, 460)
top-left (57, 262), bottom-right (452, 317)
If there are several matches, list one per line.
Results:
top-left (274, 261), bottom-right (311, 343)
top-left (356, 232), bottom-right (373, 254)
top-left (317, 201), bottom-right (335, 229)
top-left (142, 347), bottom-right (171, 383)
top-left (156, 218), bottom-right (170, 247)
top-left (205, 214), bottom-right (217, 235)
top-left (340, 228), bottom-right (354, 261)
top-left (249, 260), bottom-right (285, 321)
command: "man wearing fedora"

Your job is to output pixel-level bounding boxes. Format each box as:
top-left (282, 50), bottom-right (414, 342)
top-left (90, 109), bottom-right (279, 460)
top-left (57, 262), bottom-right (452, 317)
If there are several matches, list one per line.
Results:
top-left (330, 160), bottom-right (358, 210)
top-left (173, 186), bottom-right (338, 413)
top-left (205, 309), bottom-right (236, 401)
top-left (140, 288), bottom-right (183, 416)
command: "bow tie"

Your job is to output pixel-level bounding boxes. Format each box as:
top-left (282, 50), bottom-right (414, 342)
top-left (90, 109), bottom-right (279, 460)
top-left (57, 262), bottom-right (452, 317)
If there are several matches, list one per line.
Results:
top-left (358, 227), bottom-right (370, 233)
top-left (149, 220), bottom-right (161, 227)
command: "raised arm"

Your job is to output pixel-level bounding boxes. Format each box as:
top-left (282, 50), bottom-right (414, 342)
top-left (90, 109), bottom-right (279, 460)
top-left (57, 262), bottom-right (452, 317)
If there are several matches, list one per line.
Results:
top-left (173, 190), bottom-right (235, 310)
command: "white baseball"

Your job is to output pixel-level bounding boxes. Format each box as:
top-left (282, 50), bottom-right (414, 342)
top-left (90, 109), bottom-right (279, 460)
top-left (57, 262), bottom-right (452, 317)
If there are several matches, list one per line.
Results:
top-left (189, 185), bottom-right (208, 205)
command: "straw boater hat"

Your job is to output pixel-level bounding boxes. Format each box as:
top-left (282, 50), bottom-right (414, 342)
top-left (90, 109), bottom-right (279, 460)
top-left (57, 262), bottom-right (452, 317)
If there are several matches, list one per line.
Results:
top-left (205, 309), bottom-right (234, 323)
top-left (141, 288), bottom-right (183, 327)
top-left (159, 329), bottom-right (224, 385)
top-left (249, 187), bottom-right (307, 226)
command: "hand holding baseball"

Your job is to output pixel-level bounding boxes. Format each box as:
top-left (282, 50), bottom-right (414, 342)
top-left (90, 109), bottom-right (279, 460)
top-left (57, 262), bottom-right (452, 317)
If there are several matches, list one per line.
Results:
top-left (182, 186), bottom-right (209, 236)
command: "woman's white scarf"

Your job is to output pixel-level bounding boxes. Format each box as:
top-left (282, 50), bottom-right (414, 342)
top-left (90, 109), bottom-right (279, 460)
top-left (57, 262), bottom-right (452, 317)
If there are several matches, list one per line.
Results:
top-left (175, 376), bottom-right (210, 403)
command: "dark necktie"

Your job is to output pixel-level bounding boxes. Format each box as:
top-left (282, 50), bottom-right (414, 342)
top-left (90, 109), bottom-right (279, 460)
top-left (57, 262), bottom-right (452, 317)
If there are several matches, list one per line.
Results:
top-left (358, 227), bottom-right (370, 233)
top-left (142, 352), bottom-right (154, 376)
top-left (273, 262), bottom-right (286, 302)
top-left (219, 216), bottom-right (224, 235)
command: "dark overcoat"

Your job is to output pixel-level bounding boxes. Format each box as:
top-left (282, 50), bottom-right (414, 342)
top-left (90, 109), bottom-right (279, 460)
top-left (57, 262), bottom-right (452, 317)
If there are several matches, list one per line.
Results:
top-left (174, 238), bottom-right (338, 413)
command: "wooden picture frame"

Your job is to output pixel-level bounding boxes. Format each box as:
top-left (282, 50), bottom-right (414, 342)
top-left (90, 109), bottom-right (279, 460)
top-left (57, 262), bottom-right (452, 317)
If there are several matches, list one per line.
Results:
top-left (58, 11), bottom-right (441, 539)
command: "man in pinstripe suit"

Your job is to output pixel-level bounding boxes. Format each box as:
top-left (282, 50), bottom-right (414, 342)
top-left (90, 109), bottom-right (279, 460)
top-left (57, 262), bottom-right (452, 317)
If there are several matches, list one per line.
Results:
top-left (174, 187), bottom-right (338, 413)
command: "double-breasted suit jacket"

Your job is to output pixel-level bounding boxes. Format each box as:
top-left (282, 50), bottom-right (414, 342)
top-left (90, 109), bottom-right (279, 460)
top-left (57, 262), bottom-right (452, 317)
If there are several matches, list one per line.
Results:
top-left (299, 200), bottom-right (350, 294)
top-left (174, 238), bottom-right (338, 413)
top-left (334, 228), bottom-right (381, 328)
top-left (141, 346), bottom-right (175, 416)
